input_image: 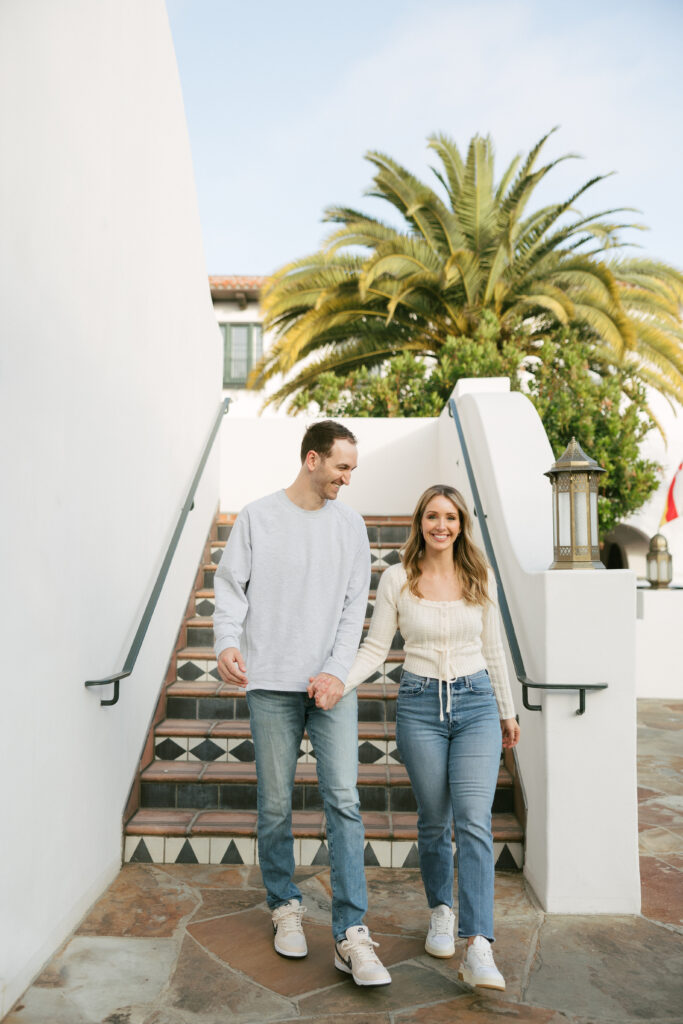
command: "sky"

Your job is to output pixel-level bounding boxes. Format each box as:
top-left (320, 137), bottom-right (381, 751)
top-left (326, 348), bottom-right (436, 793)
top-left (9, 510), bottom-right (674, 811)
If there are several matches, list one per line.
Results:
top-left (166, 0), bottom-right (683, 277)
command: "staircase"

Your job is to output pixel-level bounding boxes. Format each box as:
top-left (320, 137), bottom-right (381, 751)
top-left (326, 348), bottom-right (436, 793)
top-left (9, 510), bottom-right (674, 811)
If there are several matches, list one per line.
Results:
top-left (124, 513), bottom-right (525, 870)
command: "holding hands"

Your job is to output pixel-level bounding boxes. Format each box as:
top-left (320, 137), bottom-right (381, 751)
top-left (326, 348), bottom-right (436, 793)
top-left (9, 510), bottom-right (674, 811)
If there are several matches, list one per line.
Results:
top-left (308, 672), bottom-right (345, 710)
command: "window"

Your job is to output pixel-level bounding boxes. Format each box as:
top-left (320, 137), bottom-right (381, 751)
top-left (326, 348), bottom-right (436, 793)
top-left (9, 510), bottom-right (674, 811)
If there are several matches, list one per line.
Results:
top-left (220, 323), bottom-right (263, 387)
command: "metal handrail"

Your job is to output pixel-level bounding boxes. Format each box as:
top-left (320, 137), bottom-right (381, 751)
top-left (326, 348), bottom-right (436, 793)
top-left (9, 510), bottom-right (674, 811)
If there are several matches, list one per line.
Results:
top-left (448, 397), bottom-right (607, 715)
top-left (85, 397), bottom-right (231, 706)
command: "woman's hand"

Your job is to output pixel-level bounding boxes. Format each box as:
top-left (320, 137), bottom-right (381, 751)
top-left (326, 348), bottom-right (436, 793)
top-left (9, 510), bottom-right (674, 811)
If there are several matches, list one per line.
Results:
top-left (501, 718), bottom-right (520, 748)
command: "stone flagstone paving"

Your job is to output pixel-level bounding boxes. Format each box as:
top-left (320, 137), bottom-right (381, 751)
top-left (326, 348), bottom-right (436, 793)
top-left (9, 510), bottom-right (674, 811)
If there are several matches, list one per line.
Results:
top-left (5, 700), bottom-right (682, 1023)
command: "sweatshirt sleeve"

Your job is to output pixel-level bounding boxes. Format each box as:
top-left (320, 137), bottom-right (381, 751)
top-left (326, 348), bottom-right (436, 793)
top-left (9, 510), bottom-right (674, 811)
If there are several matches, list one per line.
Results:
top-left (344, 565), bottom-right (400, 694)
top-left (482, 570), bottom-right (516, 720)
top-left (213, 511), bottom-right (251, 658)
top-left (322, 521), bottom-right (371, 683)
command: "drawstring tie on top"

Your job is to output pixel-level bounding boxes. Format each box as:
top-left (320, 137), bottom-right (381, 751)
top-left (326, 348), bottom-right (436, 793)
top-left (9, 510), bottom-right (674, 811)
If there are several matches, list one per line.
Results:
top-left (435, 645), bottom-right (453, 721)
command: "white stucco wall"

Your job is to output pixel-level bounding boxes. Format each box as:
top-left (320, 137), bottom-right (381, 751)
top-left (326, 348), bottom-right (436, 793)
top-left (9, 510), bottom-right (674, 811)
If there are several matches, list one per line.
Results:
top-left (220, 416), bottom-right (440, 514)
top-left (440, 381), bottom-right (640, 913)
top-left (0, 2), bottom-right (221, 1015)
top-left (636, 588), bottom-right (683, 698)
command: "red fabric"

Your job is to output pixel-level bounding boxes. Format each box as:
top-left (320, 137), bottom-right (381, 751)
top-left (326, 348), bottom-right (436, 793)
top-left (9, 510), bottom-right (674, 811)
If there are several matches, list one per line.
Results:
top-left (665, 461), bottom-right (683, 522)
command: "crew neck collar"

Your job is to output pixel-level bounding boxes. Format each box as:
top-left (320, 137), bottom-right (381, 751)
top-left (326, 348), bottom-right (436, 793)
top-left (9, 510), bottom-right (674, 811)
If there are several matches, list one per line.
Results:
top-left (277, 488), bottom-right (330, 517)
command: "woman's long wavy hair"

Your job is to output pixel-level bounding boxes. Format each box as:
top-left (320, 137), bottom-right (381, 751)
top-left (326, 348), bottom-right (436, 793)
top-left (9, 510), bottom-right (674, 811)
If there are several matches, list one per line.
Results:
top-left (402, 485), bottom-right (490, 605)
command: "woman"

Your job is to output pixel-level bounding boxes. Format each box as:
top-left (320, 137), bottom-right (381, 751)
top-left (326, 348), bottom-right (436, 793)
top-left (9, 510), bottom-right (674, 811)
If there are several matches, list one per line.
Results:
top-left (344, 484), bottom-right (520, 990)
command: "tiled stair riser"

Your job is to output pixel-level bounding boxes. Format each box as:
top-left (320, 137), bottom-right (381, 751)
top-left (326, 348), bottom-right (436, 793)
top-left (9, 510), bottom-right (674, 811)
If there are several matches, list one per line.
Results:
top-left (123, 834), bottom-right (523, 871)
top-left (139, 767), bottom-right (514, 816)
top-left (124, 514), bottom-right (525, 872)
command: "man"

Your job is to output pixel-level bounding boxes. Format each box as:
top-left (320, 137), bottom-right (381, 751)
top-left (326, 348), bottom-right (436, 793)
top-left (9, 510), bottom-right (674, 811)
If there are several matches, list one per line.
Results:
top-left (213, 420), bottom-right (391, 987)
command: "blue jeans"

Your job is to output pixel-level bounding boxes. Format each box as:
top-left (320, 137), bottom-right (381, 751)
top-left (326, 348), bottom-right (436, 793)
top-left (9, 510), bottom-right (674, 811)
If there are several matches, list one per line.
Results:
top-left (396, 669), bottom-right (502, 941)
top-left (246, 688), bottom-right (367, 941)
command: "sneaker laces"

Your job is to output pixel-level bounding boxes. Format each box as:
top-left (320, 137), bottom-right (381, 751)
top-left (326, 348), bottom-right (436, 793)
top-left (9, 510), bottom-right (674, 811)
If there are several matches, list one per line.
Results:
top-left (342, 931), bottom-right (382, 964)
top-left (432, 909), bottom-right (453, 936)
top-left (470, 937), bottom-right (495, 966)
top-left (274, 903), bottom-right (306, 934)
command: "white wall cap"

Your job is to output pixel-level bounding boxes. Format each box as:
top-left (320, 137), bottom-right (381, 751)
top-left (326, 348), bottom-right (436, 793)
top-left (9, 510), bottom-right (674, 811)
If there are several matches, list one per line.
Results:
top-left (452, 377), bottom-right (511, 398)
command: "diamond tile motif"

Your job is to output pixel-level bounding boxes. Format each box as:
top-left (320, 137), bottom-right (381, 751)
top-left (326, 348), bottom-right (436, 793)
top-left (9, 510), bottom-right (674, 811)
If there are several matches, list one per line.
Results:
top-left (195, 598), bottom-right (214, 617)
top-left (383, 547), bottom-right (402, 565)
top-left (189, 738), bottom-right (226, 762)
top-left (155, 738), bottom-right (187, 761)
top-left (358, 740), bottom-right (386, 765)
top-left (228, 739), bottom-right (255, 762)
top-left (385, 664), bottom-right (403, 684)
top-left (177, 659), bottom-right (205, 682)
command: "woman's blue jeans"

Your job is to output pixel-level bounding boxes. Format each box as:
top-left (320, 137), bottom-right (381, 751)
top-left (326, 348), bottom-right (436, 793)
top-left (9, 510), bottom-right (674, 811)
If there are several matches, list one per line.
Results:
top-left (396, 669), bottom-right (502, 941)
top-left (246, 687), bottom-right (367, 942)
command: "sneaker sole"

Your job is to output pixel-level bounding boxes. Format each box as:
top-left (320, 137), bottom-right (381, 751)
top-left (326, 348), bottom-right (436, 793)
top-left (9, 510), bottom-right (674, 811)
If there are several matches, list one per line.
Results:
top-left (274, 942), bottom-right (307, 958)
top-left (425, 941), bottom-right (455, 958)
top-left (458, 967), bottom-right (505, 991)
top-left (334, 955), bottom-right (392, 986)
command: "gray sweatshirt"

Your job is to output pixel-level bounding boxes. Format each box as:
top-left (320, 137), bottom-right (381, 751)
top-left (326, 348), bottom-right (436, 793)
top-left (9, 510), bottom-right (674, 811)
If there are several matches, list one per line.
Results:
top-left (213, 489), bottom-right (371, 692)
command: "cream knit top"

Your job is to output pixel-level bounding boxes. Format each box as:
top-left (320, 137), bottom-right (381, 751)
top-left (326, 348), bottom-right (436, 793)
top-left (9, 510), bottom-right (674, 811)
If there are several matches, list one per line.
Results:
top-left (345, 563), bottom-right (516, 720)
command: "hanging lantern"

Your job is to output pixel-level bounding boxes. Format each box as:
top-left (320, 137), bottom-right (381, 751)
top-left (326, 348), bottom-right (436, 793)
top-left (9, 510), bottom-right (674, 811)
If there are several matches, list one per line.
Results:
top-left (646, 534), bottom-right (673, 588)
top-left (545, 437), bottom-right (605, 570)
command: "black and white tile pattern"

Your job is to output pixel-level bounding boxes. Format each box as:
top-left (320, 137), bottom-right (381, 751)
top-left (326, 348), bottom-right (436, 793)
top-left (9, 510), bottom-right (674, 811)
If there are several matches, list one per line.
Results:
top-left (124, 835), bottom-right (521, 868)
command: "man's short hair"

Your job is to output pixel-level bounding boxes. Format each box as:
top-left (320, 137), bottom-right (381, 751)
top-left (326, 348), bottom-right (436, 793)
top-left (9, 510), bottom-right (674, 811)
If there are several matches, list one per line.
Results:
top-left (300, 420), bottom-right (357, 463)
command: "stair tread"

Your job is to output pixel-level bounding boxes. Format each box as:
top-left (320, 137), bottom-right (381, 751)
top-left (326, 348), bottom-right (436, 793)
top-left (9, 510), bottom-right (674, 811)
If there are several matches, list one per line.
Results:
top-left (187, 616), bottom-right (394, 631)
top-left (175, 646), bottom-right (404, 662)
top-left (141, 759), bottom-right (513, 787)
top-left (156, 718), bottom-right (394, 739)
top-left (166, 679), bottom-right (400, 699)
top-left (194, 589), bottom-right (381, 601)
top-left (126, 807), bottom-right (523, 842)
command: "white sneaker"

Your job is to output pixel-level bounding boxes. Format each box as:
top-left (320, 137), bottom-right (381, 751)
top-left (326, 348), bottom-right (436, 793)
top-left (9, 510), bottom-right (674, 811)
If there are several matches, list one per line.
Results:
top-left (425, 904), bottom-right (455, 958)
top-left (272, 899), bottom-right (307, 958)
top-left (334, 925), bottom-right (392, 986)
top-left (458, 935), bottom-right (505, 990)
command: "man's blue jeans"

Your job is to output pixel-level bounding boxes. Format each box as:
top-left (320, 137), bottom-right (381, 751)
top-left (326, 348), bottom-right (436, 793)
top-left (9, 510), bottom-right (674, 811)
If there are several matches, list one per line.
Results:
top-left (396, 669), bottom-right (502, 941)
top-left (246, 688), bottom-right (367, 941)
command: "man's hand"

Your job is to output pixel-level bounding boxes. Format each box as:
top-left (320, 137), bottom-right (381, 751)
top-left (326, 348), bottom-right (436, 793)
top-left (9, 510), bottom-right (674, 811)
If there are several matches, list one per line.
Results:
top-left (501, 718), bottom-right (520, 749)
top-left (307, 672), bottom-right (344, 710)
top-left (217, 647), bottom-right (248, 688)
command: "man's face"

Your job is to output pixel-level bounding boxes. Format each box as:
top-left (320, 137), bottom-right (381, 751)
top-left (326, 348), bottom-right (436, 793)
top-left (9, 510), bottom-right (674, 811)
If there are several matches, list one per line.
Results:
top-left (308, 439), bottom-right (358, 501)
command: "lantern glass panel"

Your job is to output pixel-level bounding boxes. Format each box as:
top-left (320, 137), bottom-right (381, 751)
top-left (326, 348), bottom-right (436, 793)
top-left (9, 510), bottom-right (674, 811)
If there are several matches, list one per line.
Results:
top-left (646, 557), bottom-right (657, 583)
top-left (589, 487), bottom-right (598, 546)
top-left (572, 486), bottom-right (588, 548)
top-left (558, 488), bottom-right (571, 547)
top-left (659, 556), bottom-right (671, 583)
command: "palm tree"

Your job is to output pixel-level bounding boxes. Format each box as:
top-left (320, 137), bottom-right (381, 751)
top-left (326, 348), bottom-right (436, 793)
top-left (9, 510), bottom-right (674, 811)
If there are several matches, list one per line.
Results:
top-left (252, 130), bottom-right (683, 411)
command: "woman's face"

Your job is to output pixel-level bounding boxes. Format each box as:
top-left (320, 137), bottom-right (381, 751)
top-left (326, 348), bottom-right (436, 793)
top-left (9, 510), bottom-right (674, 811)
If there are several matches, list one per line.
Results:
top-left (420, 494), bottom-right (461, 554)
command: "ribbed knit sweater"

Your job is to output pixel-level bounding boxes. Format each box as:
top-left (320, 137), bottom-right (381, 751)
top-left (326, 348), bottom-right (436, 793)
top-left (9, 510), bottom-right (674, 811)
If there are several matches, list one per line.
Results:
top-left (345, 563), bottom-right (516, 720)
